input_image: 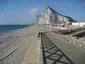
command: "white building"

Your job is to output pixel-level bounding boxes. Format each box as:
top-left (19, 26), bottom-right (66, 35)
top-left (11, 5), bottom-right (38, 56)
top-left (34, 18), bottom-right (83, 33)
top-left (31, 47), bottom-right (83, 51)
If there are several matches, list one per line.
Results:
top-left (72, 22), bottom-right (85, 27)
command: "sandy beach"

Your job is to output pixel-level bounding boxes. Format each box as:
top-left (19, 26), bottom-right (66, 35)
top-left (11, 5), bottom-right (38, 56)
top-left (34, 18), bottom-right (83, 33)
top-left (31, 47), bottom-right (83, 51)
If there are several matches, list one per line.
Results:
top-left (0, 24), bottom-right (85, 64)
top-left (0, 24), bottom-right (49, 64)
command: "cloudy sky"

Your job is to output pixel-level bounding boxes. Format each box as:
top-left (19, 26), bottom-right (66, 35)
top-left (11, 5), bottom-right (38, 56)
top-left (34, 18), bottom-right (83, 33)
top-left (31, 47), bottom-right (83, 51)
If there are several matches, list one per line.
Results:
top-left (0, 0), bottom-right (85, 24)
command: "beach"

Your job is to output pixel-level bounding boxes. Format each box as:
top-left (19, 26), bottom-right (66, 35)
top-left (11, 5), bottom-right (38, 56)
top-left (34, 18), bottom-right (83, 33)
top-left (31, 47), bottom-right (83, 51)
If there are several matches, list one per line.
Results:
top-left (0, 24), bottom-right (85, 64)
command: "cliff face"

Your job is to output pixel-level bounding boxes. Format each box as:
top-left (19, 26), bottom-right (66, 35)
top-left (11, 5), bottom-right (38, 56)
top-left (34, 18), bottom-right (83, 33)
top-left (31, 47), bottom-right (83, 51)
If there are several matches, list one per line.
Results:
top-left (38, 6), bottom-right (74, 26)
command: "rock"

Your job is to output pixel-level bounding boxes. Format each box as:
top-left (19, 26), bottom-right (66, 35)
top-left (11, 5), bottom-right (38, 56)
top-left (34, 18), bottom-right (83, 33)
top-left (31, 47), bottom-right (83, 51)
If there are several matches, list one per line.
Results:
top-left (38, 6), bottom-right (74, 26)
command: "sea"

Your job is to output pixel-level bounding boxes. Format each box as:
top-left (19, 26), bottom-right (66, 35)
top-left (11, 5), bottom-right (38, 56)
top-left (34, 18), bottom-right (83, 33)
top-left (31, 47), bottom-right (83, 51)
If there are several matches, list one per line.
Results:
top-left (0, 25), bottom-right (29, 34)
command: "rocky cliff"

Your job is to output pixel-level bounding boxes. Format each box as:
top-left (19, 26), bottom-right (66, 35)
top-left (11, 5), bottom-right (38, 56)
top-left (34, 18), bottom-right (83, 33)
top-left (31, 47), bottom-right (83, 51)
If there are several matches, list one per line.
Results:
top-left (37, 6), bottom-right (74, 26)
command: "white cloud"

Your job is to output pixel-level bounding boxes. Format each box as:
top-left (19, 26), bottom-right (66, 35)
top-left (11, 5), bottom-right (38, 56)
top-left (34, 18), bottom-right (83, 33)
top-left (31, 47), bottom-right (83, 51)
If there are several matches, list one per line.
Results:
top-left (28, 8), bottom-right (39, 14)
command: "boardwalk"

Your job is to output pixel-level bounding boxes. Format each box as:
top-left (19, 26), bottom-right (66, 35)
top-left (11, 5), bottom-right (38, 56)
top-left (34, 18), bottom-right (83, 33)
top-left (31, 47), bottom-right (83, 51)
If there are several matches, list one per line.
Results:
top-left (41, 33), bottom-right (74, 64)
top-left (40, 32), bottom-right (85, 64)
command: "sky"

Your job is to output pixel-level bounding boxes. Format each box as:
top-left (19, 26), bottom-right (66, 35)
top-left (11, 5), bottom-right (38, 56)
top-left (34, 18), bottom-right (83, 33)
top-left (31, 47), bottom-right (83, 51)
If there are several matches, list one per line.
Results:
top-left (0, 0), bottom-right (85, 25)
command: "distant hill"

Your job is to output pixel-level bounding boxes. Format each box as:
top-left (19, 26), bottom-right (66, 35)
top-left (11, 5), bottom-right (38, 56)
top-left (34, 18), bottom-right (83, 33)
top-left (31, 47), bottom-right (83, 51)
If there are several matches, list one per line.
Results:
top-left (33, 6), bottom-right (77, 26)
